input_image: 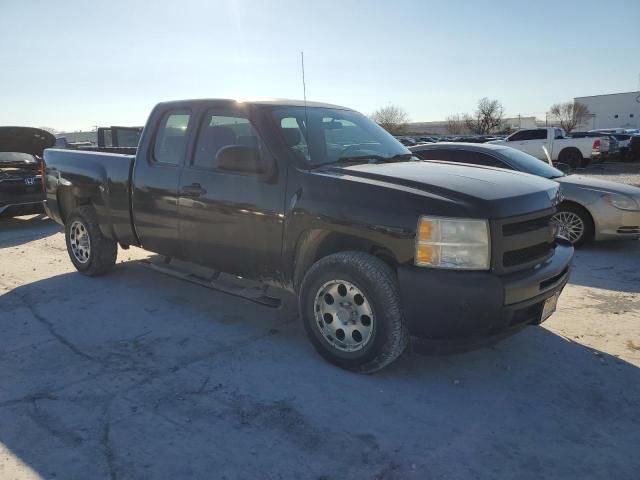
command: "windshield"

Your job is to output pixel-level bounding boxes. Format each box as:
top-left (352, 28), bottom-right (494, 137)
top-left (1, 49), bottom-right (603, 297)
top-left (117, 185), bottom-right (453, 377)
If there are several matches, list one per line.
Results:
top-left (0, 152), bottom-right (36, 163)
top-left (271, 106), bottom-right (410, 167)
top-left (497, 147), bottom-right (564, 178)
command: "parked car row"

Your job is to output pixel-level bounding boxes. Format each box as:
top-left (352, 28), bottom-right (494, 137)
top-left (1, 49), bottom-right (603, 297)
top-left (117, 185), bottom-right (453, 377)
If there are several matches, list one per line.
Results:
top-left (410, 142), bottom-right (640, 246)
top-left (395, 135), bottom-right (505, 146)
top-left (399, 128), bottom-right (640, 164)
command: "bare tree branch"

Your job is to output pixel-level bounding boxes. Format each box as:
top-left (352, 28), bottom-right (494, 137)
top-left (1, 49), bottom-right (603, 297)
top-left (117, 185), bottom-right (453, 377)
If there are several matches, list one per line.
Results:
top-left (370, 105), bottom-right (409, 135)
top-left (445, 114), bottom-right (466, 134)
top-left (464, 97), bottom-right (505, 135)
top-left (549, 102), bottom-right (590, 133)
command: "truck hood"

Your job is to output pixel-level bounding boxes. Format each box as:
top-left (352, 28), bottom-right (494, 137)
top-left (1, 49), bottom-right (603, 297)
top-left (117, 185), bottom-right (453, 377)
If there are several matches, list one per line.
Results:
top-left (326, 161), bottom-right (560, 218)
top-left (0, 127), bottom-right (56, 157)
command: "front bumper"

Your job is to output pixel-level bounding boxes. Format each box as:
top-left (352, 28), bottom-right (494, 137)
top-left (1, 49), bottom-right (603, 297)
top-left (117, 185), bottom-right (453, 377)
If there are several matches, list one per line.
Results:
top-left (398, 242), bottom-right (574, 340)
top-left (592, 205), bottom-right (640, 240)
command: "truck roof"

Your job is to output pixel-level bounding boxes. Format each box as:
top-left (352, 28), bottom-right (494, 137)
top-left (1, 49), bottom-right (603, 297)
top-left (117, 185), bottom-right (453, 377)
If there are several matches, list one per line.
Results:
top-left (157, 98), bottom-right (351, 110)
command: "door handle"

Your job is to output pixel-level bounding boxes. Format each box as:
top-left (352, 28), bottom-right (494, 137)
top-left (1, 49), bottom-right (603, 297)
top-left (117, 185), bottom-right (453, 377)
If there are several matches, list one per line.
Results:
top-left (180, 183), bottom-right (207, 197)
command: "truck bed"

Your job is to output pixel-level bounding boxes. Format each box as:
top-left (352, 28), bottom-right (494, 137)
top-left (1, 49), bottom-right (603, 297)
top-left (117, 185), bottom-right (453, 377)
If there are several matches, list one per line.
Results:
top-left (43, 148), bottom-right (138, 246)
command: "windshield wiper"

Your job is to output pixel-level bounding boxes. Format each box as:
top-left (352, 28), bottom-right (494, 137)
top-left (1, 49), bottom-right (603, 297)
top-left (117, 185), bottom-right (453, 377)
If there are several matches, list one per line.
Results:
top-left (316, 153), bottom-right (413, 168)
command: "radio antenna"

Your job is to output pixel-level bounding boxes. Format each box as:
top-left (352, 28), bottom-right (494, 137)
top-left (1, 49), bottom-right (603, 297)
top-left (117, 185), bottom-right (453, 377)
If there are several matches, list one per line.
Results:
top-left (301, 51), bottom-right (310, 149)
top-left (301, 51), bottom-right (308, 106)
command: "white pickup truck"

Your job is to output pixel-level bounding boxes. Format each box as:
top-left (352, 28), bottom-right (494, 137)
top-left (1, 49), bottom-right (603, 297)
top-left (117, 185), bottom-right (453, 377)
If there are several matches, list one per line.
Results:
top-left (489, 127), bottom-right (608, 168)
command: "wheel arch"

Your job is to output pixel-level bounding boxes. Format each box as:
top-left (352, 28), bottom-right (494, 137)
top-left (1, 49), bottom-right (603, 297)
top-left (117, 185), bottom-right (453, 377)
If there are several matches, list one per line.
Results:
top-left (292, 229), bottom-right (399, 291)
top-left (57, 187), bottom-right (92, 224)
top-left (557, 147), bottom-right (583, 167)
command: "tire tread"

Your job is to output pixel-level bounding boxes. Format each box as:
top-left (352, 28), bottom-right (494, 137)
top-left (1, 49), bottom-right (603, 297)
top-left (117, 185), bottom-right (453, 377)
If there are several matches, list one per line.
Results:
top-left (300, 251), bottom-right (409, 373)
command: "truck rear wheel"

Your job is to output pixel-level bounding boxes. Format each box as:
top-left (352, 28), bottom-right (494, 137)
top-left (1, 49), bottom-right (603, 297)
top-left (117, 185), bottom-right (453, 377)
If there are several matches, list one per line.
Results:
top-left (65, 206), bottom-right (117, 276)
top-left (299, 251), bottom-right (409, 373)
top-left (558, 148), bottom-right (583, 169)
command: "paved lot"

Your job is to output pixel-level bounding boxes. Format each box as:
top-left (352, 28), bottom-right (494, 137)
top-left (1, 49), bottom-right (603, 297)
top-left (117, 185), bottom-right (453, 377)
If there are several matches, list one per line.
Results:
top-left (579, 161), bottom-right (640, 187)
top-left (1, 205), bottom-right (639, 479)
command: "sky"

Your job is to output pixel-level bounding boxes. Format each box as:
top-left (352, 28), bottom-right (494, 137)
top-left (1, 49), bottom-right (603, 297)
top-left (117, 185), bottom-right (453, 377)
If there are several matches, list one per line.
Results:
top-left (1, 0), bottom-right (639, 131)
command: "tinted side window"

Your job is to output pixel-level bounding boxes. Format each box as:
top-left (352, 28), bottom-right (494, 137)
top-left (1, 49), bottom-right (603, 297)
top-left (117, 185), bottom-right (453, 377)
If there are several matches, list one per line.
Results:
top-left (413, 149), bottom-right (450, 161)
top-left (531, 129), bottom-right (548, 140)
top-left (192, 112), bottom-right (264, 171)
top-left (509, 131), bottom-right (527, 141)
top-left (450, 150), bottom-right (506, 167)
top-left (154, 110), bottom-right (191, 165)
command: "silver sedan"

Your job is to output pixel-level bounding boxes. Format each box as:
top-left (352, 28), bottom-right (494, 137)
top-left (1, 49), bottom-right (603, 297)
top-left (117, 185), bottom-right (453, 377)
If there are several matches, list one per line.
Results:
top-left (410, 143), bottom-right (640, 246)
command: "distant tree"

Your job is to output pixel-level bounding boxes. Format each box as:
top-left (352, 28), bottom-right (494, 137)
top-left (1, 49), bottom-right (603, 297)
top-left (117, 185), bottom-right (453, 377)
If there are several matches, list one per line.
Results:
top-left (464, 97), bottom-right (505, 135)
top-left (370, 105), bottom-right (409, 135)
top-left (445, 114), bottom-right (466, 134)
top-left (38, 126), bottom-right (58, 134)
top-left (549, 101), bottom-right (590, 133)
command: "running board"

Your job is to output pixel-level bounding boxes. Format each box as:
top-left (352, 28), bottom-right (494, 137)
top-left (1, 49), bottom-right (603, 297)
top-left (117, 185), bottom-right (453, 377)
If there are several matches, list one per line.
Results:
top-left (140, 256), bottom-right (282, 308)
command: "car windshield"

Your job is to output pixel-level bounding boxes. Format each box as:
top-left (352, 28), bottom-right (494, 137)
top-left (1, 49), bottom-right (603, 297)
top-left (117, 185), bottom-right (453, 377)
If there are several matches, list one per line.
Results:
top-left (497, 147), bottom-right (564, 179)
top-left (0, 152), bottom-right (36, 163)
top-left (270, 106), bottom-right (410, 167)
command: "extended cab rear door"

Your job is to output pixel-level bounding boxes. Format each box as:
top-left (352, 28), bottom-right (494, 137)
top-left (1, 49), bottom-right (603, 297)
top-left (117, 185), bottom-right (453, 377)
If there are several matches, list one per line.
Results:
top-left (132, 108), bottom-right (194, 257)
top-left (177, 104), bottom-right (286, 279)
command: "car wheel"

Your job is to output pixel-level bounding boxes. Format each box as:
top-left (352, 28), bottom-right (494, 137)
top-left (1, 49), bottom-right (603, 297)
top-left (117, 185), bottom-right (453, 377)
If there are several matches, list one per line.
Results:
top-left (299, 251), bottom-right (409, 373)
top-left (65, 206), bottom-right (117, 276)
top-left (559, 149), bottom-right (583, 169)
top-left (552, 204), bottom-right (594, 247)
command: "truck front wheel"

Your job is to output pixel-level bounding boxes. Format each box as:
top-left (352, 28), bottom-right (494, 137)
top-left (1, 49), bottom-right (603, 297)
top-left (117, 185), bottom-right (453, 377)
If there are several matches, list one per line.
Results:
top-left (299, 252), bottom-right (409, 373)
top-left (65, 206), bottom-right (117, 276)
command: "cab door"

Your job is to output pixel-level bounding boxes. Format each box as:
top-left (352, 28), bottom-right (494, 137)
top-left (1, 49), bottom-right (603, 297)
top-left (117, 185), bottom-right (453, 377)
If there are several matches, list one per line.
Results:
top-left (132, 108), bottom-right (194, 257)
top-left (177, 105), bottom-right (286, 280)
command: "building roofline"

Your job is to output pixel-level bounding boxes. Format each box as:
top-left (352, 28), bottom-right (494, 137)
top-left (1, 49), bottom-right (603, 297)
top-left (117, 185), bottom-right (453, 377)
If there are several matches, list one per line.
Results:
top-left (574, 91), bottom-right (640, 99)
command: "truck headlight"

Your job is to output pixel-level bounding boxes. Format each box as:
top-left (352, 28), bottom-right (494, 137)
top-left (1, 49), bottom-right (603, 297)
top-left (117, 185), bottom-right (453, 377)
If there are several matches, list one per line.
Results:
top-left (415, 216), bottom-right (490, 270)
top-left (603, 193), bottom-right (640, 211)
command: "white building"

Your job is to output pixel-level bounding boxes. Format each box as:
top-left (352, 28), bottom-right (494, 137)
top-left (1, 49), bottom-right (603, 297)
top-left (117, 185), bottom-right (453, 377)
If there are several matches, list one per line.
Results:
top-left (574, 91), bottom-right (640, 131)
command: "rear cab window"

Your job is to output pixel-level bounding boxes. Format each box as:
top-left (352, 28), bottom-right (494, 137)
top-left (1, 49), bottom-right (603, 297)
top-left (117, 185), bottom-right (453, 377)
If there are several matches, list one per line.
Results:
top-left (153, 109), bottom-right (192, 165)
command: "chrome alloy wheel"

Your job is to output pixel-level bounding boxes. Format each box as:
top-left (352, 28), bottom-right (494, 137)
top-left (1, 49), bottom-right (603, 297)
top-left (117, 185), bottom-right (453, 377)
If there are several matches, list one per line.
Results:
top-left (552, 211), bottom-right (584, 244)
top-left (314, 280), bottom-right (374, 352)
top-left (69, 220), bottom-right (91, 264)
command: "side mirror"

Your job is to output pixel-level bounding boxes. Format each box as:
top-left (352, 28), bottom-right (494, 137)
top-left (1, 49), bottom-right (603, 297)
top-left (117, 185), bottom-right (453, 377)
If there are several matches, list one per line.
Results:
top-left (216, 145), bottom-right (265, 174)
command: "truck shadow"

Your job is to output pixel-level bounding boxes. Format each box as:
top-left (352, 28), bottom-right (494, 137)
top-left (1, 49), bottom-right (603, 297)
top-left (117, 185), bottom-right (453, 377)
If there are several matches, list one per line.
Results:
top-left (0, 260), bottom-right (639, 479)
top-left (0, 214), bottom-right (60, 248)
top-left (568, 239), bottom-right (640, 293)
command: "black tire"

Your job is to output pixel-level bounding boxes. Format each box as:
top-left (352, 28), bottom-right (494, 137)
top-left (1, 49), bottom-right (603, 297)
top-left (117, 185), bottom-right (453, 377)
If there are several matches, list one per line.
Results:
top-left (299, 251), bottom-right (409, 373)
top-left (558, 148), bottom-right (583, 169)
top-left (553, 203), bottom-right (594, 247)
top-left (65, 206), bottom-right (117, 276)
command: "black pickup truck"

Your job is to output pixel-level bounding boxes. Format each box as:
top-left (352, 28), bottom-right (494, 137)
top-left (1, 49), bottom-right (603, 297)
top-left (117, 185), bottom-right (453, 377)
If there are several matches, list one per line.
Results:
top-left (43, 99), bottom-right (573, 372)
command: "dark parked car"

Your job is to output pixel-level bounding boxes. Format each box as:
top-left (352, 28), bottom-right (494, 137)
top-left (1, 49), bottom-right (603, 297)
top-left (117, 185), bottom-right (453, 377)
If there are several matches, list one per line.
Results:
top-left (43, 98), bottom-right (572, 372)
top-left (0, 127), bottom-right (55, 217)
top-left (410, 143), bottom-right (640, 245)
